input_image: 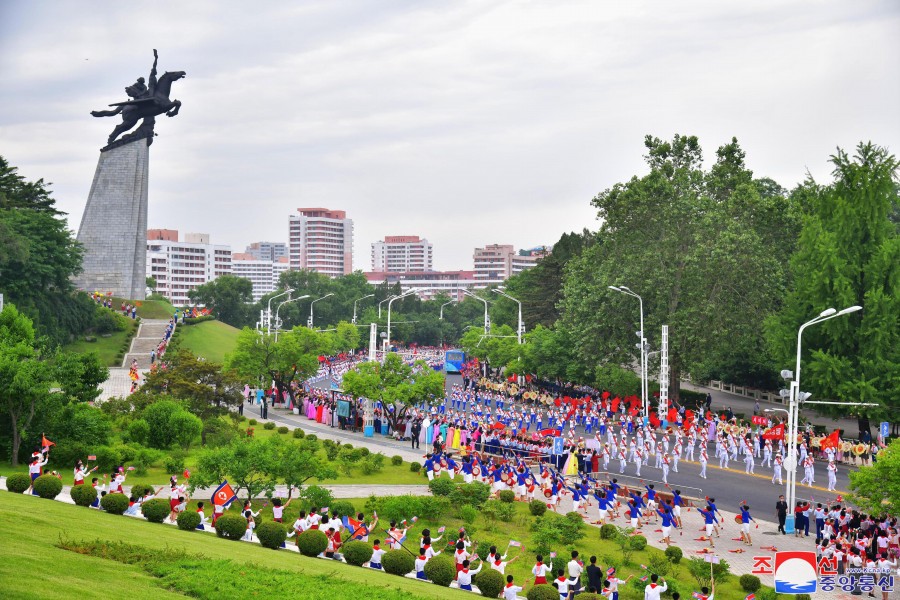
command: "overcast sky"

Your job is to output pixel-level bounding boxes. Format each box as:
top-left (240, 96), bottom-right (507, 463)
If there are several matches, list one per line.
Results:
top-left (1, 1), bottom-right (898, 271)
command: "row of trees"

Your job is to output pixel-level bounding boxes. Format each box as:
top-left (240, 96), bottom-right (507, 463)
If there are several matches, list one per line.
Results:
top-left (459, 137), bottom-right (898, 425)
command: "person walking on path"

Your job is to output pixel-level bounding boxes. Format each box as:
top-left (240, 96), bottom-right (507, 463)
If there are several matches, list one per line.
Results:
top-left (776, 494), bottom-right (788, 535)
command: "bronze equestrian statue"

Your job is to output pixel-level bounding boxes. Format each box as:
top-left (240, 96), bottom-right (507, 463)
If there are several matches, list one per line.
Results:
top-left (91, 49), bottom-right (185, 148)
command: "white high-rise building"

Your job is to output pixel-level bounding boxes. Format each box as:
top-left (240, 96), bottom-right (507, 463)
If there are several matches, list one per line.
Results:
top-left (371, 236), bottom-right (433, 273)
top-left (245, 241), bottom-right (287, 262)
top-left (146, 229), bottom-right (231, 306)
top-left (473, 244), bottom-right (548, 282)
top-left (288, 208), bottom-right (353, 278)
top-left (232, 255), bottom-right (290, 302)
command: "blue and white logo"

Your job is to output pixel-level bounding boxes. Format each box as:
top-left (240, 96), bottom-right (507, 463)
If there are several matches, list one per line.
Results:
top-left (774, 551), bottom-right (818, 594)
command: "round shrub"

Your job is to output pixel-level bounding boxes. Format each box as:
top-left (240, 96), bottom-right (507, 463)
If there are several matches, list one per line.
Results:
top-left (277, 426), bottom-right (289, 434)
top-left (359, 447), bottom-right (370, 456)
top-left (256, 520), bottom-right (286, 549)
top-left (305, 434), bottom-right (317, 442)
top-left (739, 574), bottom-right (761, 592)
top-left (296, 529), bottom-right (328, 556)
top-left (664, 545), bottom-right (683, 564)
top-left (141, 498), bottom-right (171, 523)
top-left (100, 493), bottom-right (130, 515)
top-left (391, 455), bottom-right (403, 466)
top-left (498, 490), bottom-right (516, 503)
top-left (409, 461), bottom-right (421, 472)
top-left (330, 500), bottom-right (356, 519)
top-left (528, 584), bottom-right (560, 600)
top-left (428, 478), bottom-right (455, 497)
top-left (474, 567), bottom-right (505, 598)
top-left (129, 483), bottom-right (155, 499)
top-left (342, 443), bottom-right (353, 450)
top-left (5, 473), bottom-right (32, 494)
top-left (248, 419), bottom-right (258, 426)
top-left (292, 428), bottom-right (305, 439)
top-left (71, 484), bottom-right (98, 507)
top-left (176, 510), bottom-right (201, 531)
top-left (215, 514), bottom-right (247, 540)
top-left (381, 549), bottom-right (415, 576)
top-left (32, 475), bottom-right (63, 499)
top-left (630, 535), bottom-right (648, 550)
top-left (342, 540), bottom-right (374, 566)
top-left (424, 554), bottom-right (456, 586)
top-left (529, 499), bottom-right (547, 516)
top-left (599, 523), bottom-right (619, 539)
top-left (263, 421), bottom-right (276, 430)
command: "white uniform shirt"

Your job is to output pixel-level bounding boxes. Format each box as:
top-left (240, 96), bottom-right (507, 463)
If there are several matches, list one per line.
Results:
top-left (643, 581), bottom-right (667, 600)
top-left (502, 584), bottom-right (523, 600)
top-left (457, 564), bottom-right (481, 586)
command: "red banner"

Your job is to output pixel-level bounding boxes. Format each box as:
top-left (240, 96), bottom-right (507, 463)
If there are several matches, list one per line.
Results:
top-left (751, 416), bottom-right (769, 426)
top-left (820, 430), bottom-right (841, 450)
top-left (762, 423), bottom-right (785, 440)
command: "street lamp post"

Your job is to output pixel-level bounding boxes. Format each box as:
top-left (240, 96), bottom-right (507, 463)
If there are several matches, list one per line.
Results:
top-left (352, 294), bottom-right (374, 324)
top-left (609, 285), bottom-right (648, 422)
top-left (462, 289), bottom-right (490, 334)
top-left (307, 293), bottom-right (334, 329)
top-left (492, 288), bottom-right (523, 344)
top-left (782, 305), bottom-right (862, 533)
top-left (378, 295), bottom-right (396, 319)
top-left (274, 294), bottom-right (310, 341)
top-left (266, 288), bottom-right (294, 335)
top-left (439, 299), bottom-right (456, 321)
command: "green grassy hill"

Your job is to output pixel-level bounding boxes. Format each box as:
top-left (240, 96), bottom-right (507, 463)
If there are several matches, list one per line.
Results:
top-left (0, 491), bottom-right (454, 600)
top-left (175, 319), bottom-right (241, 363)
top-left (63, 318), bottom-right (138, 366)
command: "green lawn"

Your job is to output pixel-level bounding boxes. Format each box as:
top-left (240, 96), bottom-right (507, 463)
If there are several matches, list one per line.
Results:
top-left (0, 491), bottom-right (460, 600)
top-left (175, 319), bottom-right (241, 363)
top-left (62, 318), bottom-right (139, 366)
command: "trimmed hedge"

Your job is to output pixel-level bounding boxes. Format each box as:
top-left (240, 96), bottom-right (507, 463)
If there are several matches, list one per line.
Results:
top-left (664, 545), bottom-right (683, 564)
top-left (292, 428), bottom-right (305, 439)
top-left (71, 484), bottom-right (98, 507)
top-left (409, 461), bottom-right (421, 472)
top-left (630, 535), bottom-right (647, 550)
top-left (573, 594), bottom-right (604, 600)
top-left (498, 490), bottom-right (515, 503)
top-left (256, 521), bottom-right (286, 549)
top-left (6, 473), bottom-right (32, 494)
top-left (739, 574), bottom-right (761, 592)
top-left (277, 426), bottom-right (289, 434)
top-left (296, 529), bottom-right (328, 556)
top-left (177, 511), bottom-right (202, 531)
top-left (391, 455), bottom-right (403, 466)
top-left (342, 540), bottom-right (374, 566)
top-left (529, 499), bottom-right (547, 516)
top-left (129, 484), bottom-right (155, 499)
top-left (423, 554), bottom-right (456, 587)
top-left (474, 568), bottom-right (505, 598)
top-left (428, 478), bottom-right (454, 497)
top-left (263, 422), bottom-right (276, 430)
top-left (599, 523), bottom-right (619, 539)
top-left (141, 498), bottom-right (170, 523)
top-left (215, 514), bottom-right (247, 540)
top-left (528, 584), bottom-right (560, 600)
top-left (100, 493), bottom-right (130, 515)
top-left (382, 549), bottom-right (415, 576)
top-left (32, 475), bottom-right (63, 499)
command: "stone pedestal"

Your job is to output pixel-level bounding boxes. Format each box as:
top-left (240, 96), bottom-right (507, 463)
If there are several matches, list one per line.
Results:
top-left (73, 138), bottom-right (149, 300)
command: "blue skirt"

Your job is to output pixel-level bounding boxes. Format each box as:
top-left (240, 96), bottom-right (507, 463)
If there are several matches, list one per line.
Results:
top-left (369, 562), bottom-right (381, 570)
top-left (460, 584), bottom-right (472, 591)
top-left (416, 572), bottom-right (427, 580)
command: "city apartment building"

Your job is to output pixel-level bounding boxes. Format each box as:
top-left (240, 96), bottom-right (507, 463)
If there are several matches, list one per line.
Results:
top-left (371, 235), bottom-right (433, 273)
top-left (288, 208), bottom-right (353, 278)
top-left (245, 241), bottom-right (287, 262)
top-left (473, 244), bottom-right (548, 282)
top-left (363, 270), bottom-right (479, 300)
top-left (232, 254), bottom-right (290, 302)
top-left (147, 230), bottom-right (231, 306)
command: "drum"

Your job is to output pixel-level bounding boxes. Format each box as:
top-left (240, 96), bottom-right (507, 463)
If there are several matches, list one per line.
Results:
top-left (527, 484), bottom-right (535, 493)
top-left (734, 515), bottom-right (742, 524)
top-left (473, 465), bottom-right (481, 477)
top-left (544, 489), bottom-right (553, 498)
top-left (440, 458), bottom-right (449, 468)
top-left (433, 464), bottom-right (441, 472)
top-left (500, 472), bottom-right (510, 483)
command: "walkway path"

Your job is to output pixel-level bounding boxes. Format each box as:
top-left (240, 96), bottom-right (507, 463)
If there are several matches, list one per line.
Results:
top-left (97, 318), bottom-right (174, 400)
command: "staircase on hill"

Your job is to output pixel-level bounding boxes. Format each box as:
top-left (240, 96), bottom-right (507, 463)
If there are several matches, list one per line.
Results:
top-left (122, 319), bottom-right (174, 369)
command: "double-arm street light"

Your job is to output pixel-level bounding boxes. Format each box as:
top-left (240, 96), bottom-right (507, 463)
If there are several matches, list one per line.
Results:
top-left (439, 299), bottom-right (456, 320)
top-left (352, 294), bottom-right (374, 324)
top-left (462, 288), bottom-right (490, 334)
top-left (781, 304), bottom-right (862, 533)
top-left (274, 294), bottom-right (310, 341)
top-left (378, 295), bottom-right (396, 319)
top-left (385, 288), bottom-right (434, 353)
top-left (266, 288), bottom-right (294, 335)
top-left (492, 287), bottom-right (523, 344)
top-left (307, 293), bottom-right (334, 329)
top-left (609, 285), bottom-right (648, 421)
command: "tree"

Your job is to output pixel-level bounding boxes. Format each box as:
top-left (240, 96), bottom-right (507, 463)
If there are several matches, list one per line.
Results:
top-left (561, 135), bottom-right (790, 400)
top-left (225, 326), bottom-right (333, 406)
top-left (766, 143), bottom-right (899, 429)
top-left (188, 275), bottom-right (253, 328)
top-left (849, 439), bottom-right (900, 516)
top-left (341, 353), bottom-right (444, 433)
top-left (0, 304), bottom-right (53, 465)
top-left (146, 276), bottom-right (157, 292)
top-left (134, 349), bottom-right (242, 445)
top-left (169, 410), bottom-right (203, 450)
top-left (191, 436), bottom-right (281, 500)
top-left (142, 400), bottom-right (187, 449)
top-left (54, 351), bottom-right (108, 403)
top-left (276, 437), bottom-right (337, 497)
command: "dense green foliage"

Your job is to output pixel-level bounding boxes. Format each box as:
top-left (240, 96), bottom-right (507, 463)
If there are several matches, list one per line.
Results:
top-left (849, 438), bottom-right (900, 515)
top-left (214, 514), bottom-right (247, 540)
top-left (70, 483), bottom-right (98, 506)
top-left (381, 549), bottom-right (415, 576)
top-left (474, 568), bottom-right (504, 598)
top-left (100, 493), bottom-right (130, 515)
top-left (529, 499), bottom-right (547, 516)
top-left (32, 474), bottom-right (63, 499)
top-left (423, 554), bottom-right (456, 586)
top-left (188, 275), bottom-right (254, 328)
top-left (295, 529), bottom-right (328, 556)
top-left (527, 585), bottom-right (560, 600)
top-left (176, 510), bottom-right (202, 531)
top-left (342, 540), bottom-right (374, 566)
top-left (255, 520), bottom-right (287, 549)
top-left (141, 498), bottom-right (171, 523)
top-left (740, 573), bottom-right (762, 592)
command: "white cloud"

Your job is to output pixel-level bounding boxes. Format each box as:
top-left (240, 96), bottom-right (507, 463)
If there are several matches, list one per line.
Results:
top-left (0, 0), bottom-right (897, 270)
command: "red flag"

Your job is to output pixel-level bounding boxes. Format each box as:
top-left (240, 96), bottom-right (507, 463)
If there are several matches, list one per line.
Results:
top-left (539, 428), bottom-right (561, 437)
top-left (601, 391), bottom-right (610, 400)
top-left (491, 422), bottom-right (506, 430)
top-left (685, 409), bottom-right (694, 422)
top-left (554, 397), bottom-right (562, 407)
top-left (762, 423), bottom-right (785, 440)
top-left (751, 415), bottom-right (769, 426)
top-left (507, 374), bottom-right (516, 383)
top-left (649, 413), bottom-right (661, 429)
top-left (667, 408), bottom-right (677, 423)
top-left (820, 430), bottom-right (841, 450)
top-left (41, 435), bottom-right (55, 448)
top-left (211, 480), bottom-right (237, 508)
top-left (525, 374), bottom-right (532, 383)
top-left (183, 469), bottom-right (191, 479)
